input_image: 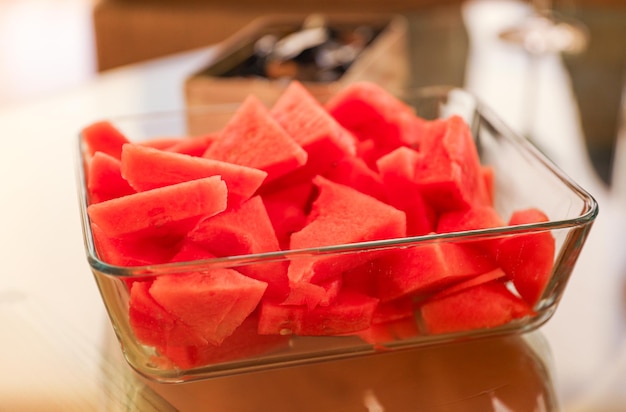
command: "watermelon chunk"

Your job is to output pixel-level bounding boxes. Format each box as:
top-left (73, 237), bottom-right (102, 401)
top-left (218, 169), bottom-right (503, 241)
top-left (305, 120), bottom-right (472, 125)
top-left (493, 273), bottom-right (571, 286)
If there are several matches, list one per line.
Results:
top-left (121, 143), bottom-right (267, 206)
top-left (261, 181), bottom-right (314, 250)
top-left (325, 81), bottom-right (421, 152)
top-left (376, 146), bottom-right (436, 236)
top-left (436, 205), bottom-right (506, 254)
top-left (87, 152), bottom-right (136, 203)
top-left (430, 267), bottom-right (507, 301)
top-left (165, 132), bottom-right (218, 156)
top-left (371, 296), bottom-right (416, 324)
top-left (374, 240), bottom-right (498, 302)
top-left (281, 276), bottom-right (343, 309)
top-left (169, 240), bottom-right (216, 263)
top-left (356, 316), bottom-right (420, 345)
top-left (149, 269), bottom-right (267, 345)
top-left (414, 115), bottom-right (491, 212)
top-left (481, 165), bottom-right (495, 206)
top-left (269, 81), bottom-right (356, 182)
top-left (496, 208), bottom-right (555, 306)
top-left (155, 316), bottom-right (288, 369)
top-left (81, 120), bottom-right (130, 159)
top-left (258, 290), bottom-right (379, 336)
top-left (129, 280), bottom-right (208, 347)
top-left (203, 95), bottom-right (308, 183)
top-left (91, 223), bottom-right (181, 266)
top-left (288, 176), bottom-right (406, 285)
top-left (420, 281), bottom-right (533, 334)
top-left (184, 196), bottom-right (289, 300)
top-left (139, 137), bottom-right (183, 150)
top-left (87, 176), bottom-right (227, 238)
top-left (436, 205), bottom-right (505, 234)
top-left (322, 155), bottom-right (387, 202)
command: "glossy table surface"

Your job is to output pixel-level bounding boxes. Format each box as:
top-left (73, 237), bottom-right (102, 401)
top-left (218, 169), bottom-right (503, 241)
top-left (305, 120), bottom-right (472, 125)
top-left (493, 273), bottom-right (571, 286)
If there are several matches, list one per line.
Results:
top-left (1, 1), bottom-right (625, 411)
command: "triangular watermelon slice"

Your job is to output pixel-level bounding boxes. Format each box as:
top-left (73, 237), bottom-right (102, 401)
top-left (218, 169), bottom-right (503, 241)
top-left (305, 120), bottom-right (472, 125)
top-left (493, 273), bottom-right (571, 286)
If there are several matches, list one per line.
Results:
top-left (81, 120), bottom-right (130, 159)
top-left (261, 181), bottom-right (315, 250)
top-left (414, 115), bottom-right (491, 212)
top-left (436, 205), bottom-right (506, 254)
top-left (184, 196), bottom-right (289, 300)
top-left (164, 132), bottom-right (218, 156)
top-left (420, 281), bottom-right (533, 335)
top-left (149, 269), bottom-right (267, 345)
top-left (288, 176), bottom-right (407, 286)
top-left (138, 137), bottom-right (182, 150)
top-left (322, 155), bottom-right (387, 202)
top-left (121, 143), bottom-right (267, 206)
top-left (496, 208), bottom-right (555, 306)
top-left (203, 95), bottom-right (308, 183)
top-left (87, 175), bottom-right (227, 238)
top-left (154, 315), bottom-right (288, 369)
top-left (355, 316), bottom-right (420, 345)
top-left (376, 146), bottom-right (436, 236)
top-left (374, 240), bottom-right (498, 302)
top-left (258, 290), bottom-right (379, 336)
top-left (91, 223), bottom-right (181, 267)
top-left (269, 81), bottom-right (356, 182)
top-left (129, 280), bottom-right (208, 347)
top-left (87, 151), bottom-right (136, 203)
top-left (325, 81), bottom-right (420, 150)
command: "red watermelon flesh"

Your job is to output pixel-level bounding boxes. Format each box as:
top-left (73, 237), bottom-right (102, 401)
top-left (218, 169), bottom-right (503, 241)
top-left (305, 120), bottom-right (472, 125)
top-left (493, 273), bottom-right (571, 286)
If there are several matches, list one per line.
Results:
top-left (203, 95), bottom-right (308, 183)
top-left (155, 316), bottom-right (288, 369)
top-left (258, 290), bottom-right (379, 336)
top-left (139, 137), bottom-right (183, 150)
top-left (496, 208), bottom-right (555, 306)
top-left (430, 267), bottom-right (507, 301)
top-left (91, 223), bottom-right (181, 267)
top-left (165, 132), bottom-right (218, 157)
top-left (81, 120), bottom-right (130, 159)
top-left (356, 316), bottom-right (420, 345)
top-left (184, 196), bottom-right (289, 300)
top-left (169, 240), bottom-right (216, 263)
top-left (149, 269), bottom-right (267, 345)
top-left (288, 176), bottom-right (406, 285)
top-left (436, 205), bottom-right (506, 254)
top-left (325, 81), bottom-right (421, 151)
top-left (261, 181), bottom-right (314, 250)
top-left (270, 81), bottom-right (356, 180)
top-left (129, 280), bottom-right (208, 347)
top-left (420, 281), bottom-right (533, 335)
top-left (121, 143), bottom-right (267, 206)
top-left (376, 146), bottom-right (436, 236)
top-left (281, 276), bottom-right (343, 309)
top-left (87, 175), bottom-right (227, 238)
top-left (437, 205), bottom-right (505, 234)
top-left (374, 240), bottom-right (498, 302)
top-left (481, 165), bottom-right (495, 206)
top-left (341, 259), bottom-right (379, 297)
top-left (371, 296), bottom-right (416, 324)
top-left (87, 152), bottom-right (136, 203)
top-left (322, 155), bottom-right (387, 202)
top-left (414, 115), bottom-right (491, 212)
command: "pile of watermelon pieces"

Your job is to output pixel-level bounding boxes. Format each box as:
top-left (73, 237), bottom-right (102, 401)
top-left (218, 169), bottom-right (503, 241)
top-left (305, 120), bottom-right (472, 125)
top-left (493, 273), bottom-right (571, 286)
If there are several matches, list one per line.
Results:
top-left (81, 81), bottom-right (556, 369)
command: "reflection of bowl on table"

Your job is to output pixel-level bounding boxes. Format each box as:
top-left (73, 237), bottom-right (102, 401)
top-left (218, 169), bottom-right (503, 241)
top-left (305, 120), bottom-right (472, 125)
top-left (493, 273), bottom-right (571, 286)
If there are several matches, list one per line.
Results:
top-left (136, 332), bottom-right (558, 411)
top-left (76, 86), bottom-right (597, 384)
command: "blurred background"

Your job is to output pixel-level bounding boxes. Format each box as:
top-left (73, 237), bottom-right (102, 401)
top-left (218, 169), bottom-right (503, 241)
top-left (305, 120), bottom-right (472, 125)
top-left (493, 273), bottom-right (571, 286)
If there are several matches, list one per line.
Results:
top-left (1, 0), bottom-right (623, 185)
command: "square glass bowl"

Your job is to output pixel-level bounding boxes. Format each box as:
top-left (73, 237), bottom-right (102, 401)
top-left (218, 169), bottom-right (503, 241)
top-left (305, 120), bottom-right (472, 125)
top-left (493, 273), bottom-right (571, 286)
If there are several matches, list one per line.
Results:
top-left (76, 87), bottom-right (598, 383)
